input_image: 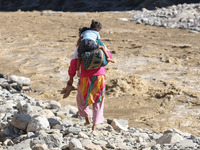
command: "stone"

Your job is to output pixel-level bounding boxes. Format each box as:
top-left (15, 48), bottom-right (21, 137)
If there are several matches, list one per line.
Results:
top-left (81, 139), bottom-right (92, 147)
top-left (38, 109), bottom-right (55, 118)
top-left (32, 144), bottom-right (48, 150)
top-left (65, 104), bottom-right (78, 115)
top-left (27, 115), bottom-right (50, 132)
top-left (6, 139), bottom-right (31, 150)
top-left (132, 132), bottom-right (149, 140)
top-left (12, 134), bottom-right (27, 144)
top-left (0, 78), bottom-right (7, 84)
top-left (10, 75), bottom-right (31, 86)
top-left (0, 102), bottom-right (14, 114)
top-left (27, 132), bottom-right (35, 138)
top-left (66, 127), bottom-right (81, 135)
top-left (93, 140), bottom-right (107, 147)
top-left (50, 100), bottom-right (61, 109)
top-left (85, 143), bottom-right (102, 150)
top-left (48, 118), bottom-right (61, 128)
top-left (36, 101), bottom-right (49, 109)
top-left (30, 130), bottom-right (63, 149)
top-left (156, 133), bottom-right (184, 145)
top-left (177, 139), bottom-right (198, 148)
top-left (61, 118), bottom-right (74, 127)
top-left (69, 138), bottom-right (83, 150)
top-left (11, 114), bottom-right (31, 130)
top-left (52, 124), bottom-right (66, 131)
top-left (3, 139), bottom-right (14, 146)
top-left (78, 132), bottom-right (89, 139)
top-left (111, 119), bottom-right (128, 131)
top-left (56, 111), bottom-right (68, 119)
top-left (22, 103), bottom-right (33, 114)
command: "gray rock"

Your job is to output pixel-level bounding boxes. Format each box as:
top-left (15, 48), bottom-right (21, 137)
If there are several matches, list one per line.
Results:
top-left (22, 103), bottom-right (33, 114)
top-left (0, 113), bottom-right (5, 123)
top-left (6, 139), bottom-right (31, 150)
top-left (27, 115), bottom-right (50, 132)
top-left (12, 134), bottom-right (27, 144)
top-left (67, 127), bottom-right (81, 135)
top-left (61, 118), bottom-right (74, 127)
top-left (81, 139), bottom-right (92, 147)
top-left (93, 140), bottom-right (107, 147)
top-left (56, 111), bottom-right (68, 119)
top-left (27, 132), bottom-right (35, 138)
top-left (177, 139), bottom-right (198, 148)
top-left (37, 109), bottom-right (55, 118)
top-left (3, 139), bottom-right (14, 146)
top-left (78, 132), bottom-right (89, 139)
top-left (2, 113), bottom-right (12, 122)
top-left (48, 118), bottom-right (61, 128)
top-left (156, 133), bottom-right (184, 145)
top-left (131, 3), bottom-right (200, 32)
top-left (31, 106), bottom-right (43, 112)
top-left (36, 101), bottom-right (49, 109)
top-left (31, 130), bottom-right (63, 149)
top-left (0, 102), bottom-right (14, 114)
top-left (0, 78), bottom-right (7, 84)
top-left (111, 119), bottom-right (129, 131)
top-left (65, 104), bottom-right (78, 115)
top-left (50, 100), bottom-right (61, 109)
top-left (32, 144), bottom-right (48, 150)
top-left (17, 101), bottom-right (27, 112)
top-left (11, 114), bottom-right (31, 130)
top-left (69, 138), bottom-right (83, 150)
top-left (85, 143), bottom-right (102, 150)
top-left (10, 75), bottom-right (31, 86)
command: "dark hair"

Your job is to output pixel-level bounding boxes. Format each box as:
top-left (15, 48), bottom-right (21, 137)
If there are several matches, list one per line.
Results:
top-left (79, 27), bottom-right (90, 37)
top-left (90, 20), bottom-right (102, 31)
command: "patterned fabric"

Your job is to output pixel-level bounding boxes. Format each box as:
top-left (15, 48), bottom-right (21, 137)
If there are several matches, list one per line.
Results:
top-left (81, 40), bottom-right (108, 70)
top-left (79, 75), bottom-right (105, 106)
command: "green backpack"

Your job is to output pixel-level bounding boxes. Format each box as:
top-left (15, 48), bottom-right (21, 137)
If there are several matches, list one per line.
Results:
top-left (81, 40), bottom-right (108, 70)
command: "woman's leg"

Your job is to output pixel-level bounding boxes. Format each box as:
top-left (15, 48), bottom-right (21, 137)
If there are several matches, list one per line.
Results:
top-left (92, 98), bottom-right (105, 130)
top-left (76, 86), bottom-right (91, 124)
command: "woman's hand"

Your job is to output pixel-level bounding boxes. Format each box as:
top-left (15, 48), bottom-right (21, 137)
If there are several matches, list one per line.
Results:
top-left (67, 76), bottom-right (73, 85)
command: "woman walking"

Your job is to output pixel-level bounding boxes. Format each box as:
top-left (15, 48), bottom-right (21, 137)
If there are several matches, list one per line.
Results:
top-left (65, 35), bottom-right (112, 130)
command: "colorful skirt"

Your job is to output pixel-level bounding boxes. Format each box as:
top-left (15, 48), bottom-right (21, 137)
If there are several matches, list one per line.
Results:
top-left (79, 75), bottom-right (105, 106)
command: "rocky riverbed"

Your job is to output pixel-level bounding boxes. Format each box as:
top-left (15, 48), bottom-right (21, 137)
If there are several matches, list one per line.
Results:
top-left (0, 75), bottom-right (200, 150)
top-left (0, 2), bottom-right (200, 149)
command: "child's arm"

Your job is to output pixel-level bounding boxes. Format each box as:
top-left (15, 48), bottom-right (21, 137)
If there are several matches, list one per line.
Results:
top-left (99, 45), bottom-right (115, 63)
top-left (76, 37), bottom-right (83, 46)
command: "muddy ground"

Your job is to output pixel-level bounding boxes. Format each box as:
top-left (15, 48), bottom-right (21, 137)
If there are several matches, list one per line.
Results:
top-left (0, 11), bottom-right (199, 136)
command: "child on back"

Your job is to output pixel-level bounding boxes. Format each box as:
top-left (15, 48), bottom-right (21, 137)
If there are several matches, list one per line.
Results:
top-left (76, 20), bottom-right (115, 72)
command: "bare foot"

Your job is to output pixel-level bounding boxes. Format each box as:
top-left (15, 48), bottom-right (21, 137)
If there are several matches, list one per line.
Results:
top-left (92, 124), bottom-right (97, 131)
top-left (84, 117), bottom-right (91, 126)
top-left (84, 121), bottom-right (91, 126)
top-left (107, 58), bottom-right (115, 63)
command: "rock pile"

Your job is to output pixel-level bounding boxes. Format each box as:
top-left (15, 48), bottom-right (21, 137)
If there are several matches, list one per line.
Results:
top-left (131, 3), bottom-right (200, 32)
top-left (0, 74), bottom-right (32, 94)
top-left (0, 74), bottom-right (200, 149)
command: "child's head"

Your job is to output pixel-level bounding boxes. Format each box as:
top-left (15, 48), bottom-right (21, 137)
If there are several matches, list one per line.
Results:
top-left (90, 20), bottom-right (102, 32)
top-left (79, 27), bottom-right (90, 37)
